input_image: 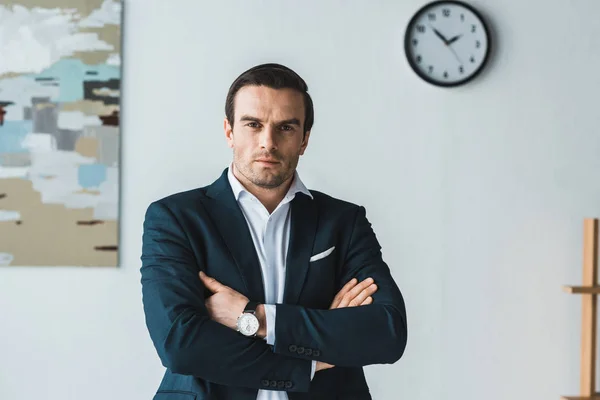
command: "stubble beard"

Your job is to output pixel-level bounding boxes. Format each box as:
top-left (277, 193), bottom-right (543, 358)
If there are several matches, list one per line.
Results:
top-left (234, 153), bottom-right (298, 189)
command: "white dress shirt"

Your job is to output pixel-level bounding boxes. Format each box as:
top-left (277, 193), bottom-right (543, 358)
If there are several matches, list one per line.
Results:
top-left (227, 164), bottom-right (317, 400)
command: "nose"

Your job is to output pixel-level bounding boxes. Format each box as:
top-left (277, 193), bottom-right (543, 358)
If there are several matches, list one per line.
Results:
top-left (259, 125), bottom-right (277, 151)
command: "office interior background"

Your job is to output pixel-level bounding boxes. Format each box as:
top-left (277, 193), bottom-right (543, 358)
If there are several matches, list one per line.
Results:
top-left (1, 0), bottom-right (599, 399)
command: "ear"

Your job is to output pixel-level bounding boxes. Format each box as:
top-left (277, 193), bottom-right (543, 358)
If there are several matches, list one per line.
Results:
top-left (224, 117), bottom-right (234, 149)
top-left (299, 130), bottom-right (310, 155)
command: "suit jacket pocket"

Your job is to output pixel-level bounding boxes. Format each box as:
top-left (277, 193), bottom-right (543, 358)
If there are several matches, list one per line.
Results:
top-left (154, 390), bottom-right (197, 400)
top-left (310, 246), bottom-right (335, 262)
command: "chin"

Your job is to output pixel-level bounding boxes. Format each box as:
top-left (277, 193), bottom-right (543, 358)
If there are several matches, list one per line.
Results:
top-left (252, 177), bottom-right (283, 189)
top-left (250, 171), bottom-right (285, 188)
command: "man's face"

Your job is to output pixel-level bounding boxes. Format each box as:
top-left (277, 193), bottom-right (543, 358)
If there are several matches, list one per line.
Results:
top-left (224, 85), bottom-right (310, 189)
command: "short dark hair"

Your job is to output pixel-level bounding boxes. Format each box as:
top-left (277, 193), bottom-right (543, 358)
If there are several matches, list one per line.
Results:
top-left (225, 63), bottom-right (314, 135)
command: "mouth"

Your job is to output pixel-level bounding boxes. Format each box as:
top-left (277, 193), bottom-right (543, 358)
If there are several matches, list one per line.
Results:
top-left (255, 159), bottom-right (280, 165)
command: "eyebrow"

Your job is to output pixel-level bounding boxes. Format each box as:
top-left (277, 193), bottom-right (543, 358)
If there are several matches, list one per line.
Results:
top-left (239, 115), bottom-right (301, 126)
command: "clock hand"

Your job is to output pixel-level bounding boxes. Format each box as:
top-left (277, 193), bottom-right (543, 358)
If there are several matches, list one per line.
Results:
top-left (448, 45), bottom-right (463, 65)
top-left (430, 25), bottom-right (449, 44)
top-left (447, 34), bottom-right (463, 45)
top-left (428, 24), bottom-right (462, 64)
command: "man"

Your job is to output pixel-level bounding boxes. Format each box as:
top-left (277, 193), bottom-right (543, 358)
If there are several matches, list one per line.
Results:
top-left (140, 63), bottom-right (407, 400)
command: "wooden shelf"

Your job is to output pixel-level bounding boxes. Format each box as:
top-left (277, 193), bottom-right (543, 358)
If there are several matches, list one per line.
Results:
top-left (563, 286), bottom-right (600, 294)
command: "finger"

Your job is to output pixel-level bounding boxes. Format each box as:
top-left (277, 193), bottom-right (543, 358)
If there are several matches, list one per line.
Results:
top-left (316, 361), bottom-right (335, 372)
top-left (199, 271), bottom-right (225, 293)
top-left (336, 278), bottom-right (358, 300)
top-left (360, 296), bottom-right (373, 306)
top-left (349, 284), bottom-right (378, 307)
top-left (339, 278), bottom-right (374, 308)
top-left (330, 278), bottom-right (358, 309)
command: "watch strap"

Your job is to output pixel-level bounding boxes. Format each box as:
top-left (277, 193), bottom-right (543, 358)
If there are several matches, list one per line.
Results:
top-left (244, 301), bottom-right (260, 314)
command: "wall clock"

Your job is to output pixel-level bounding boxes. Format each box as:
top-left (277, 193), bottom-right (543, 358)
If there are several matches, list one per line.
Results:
top-left (404, 1), bottom-right (491, 87)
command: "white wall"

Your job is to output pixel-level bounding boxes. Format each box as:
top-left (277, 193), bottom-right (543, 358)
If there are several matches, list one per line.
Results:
top-left (1, 0), bottom-right (599, 399)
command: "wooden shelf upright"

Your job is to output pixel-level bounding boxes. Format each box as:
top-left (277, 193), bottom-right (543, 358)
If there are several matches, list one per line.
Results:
top-left (562, 218), bottom-right (600, 400)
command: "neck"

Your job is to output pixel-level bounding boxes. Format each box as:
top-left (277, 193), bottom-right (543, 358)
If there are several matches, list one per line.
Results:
top-left (232, 164), bottom-right (293, 214)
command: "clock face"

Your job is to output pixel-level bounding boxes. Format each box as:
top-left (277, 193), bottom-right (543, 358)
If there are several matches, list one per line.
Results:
top-left (404, 0), bottom-right (491, 87)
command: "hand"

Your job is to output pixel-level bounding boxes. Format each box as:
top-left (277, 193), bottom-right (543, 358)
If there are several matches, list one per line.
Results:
top-left (199, 271), bottom-right (252, 332)
top-left (316, 277), bottom-right (379, 372)
top-left (316, 360), bottom-right (334, 372)
top-left (431, 26), bottom-right (449, 44)
top-left (446, 34), bottom-right (464, 64)
top-left (329, 277), bottom-right (378, 309)
top-left (447, 45), bottom-right (463, 65)
top-left (447, 34), bottom-right (463, 45)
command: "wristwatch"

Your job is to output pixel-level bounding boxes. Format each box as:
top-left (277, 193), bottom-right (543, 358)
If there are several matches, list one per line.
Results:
top-left (237, 301), bottom-right (260, 337)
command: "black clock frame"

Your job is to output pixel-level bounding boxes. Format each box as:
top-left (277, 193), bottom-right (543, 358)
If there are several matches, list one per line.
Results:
top-left (404, 0), bottom-right (491, 87)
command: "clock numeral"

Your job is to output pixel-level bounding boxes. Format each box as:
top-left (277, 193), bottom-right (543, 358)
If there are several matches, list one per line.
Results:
top-left (459, 66), bottom-right (464, 74)
top-left (470, 56), bottom-right (475, 63)
top-left (460, 13), bottom-right (465, 22)
top-left (443, 8), bottom-right (451, 17)
top-left (471, 24), bottom-right (476, 33)
top-left (428, 13), bottom-right (436, 21)
top-left (428, 65), bottom-right (434, 74)
top-left (476, 40), bottom-right (481, 48)
top-left (416, 24), bottom-right (426, 33)
top-left (416, 55), bottom-right (422, 64)
top-left (412, 39), bottom-right (418, 46)
top-left (443, 71), bottom-right (449, 79)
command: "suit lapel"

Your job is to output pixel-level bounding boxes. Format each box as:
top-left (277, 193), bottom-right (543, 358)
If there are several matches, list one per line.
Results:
top-left (204, 169), bottom-right (265, 303)
top-left (284, 192), bottom-right (318, 305)
top-left (204, 168), bottom-right (319, 306)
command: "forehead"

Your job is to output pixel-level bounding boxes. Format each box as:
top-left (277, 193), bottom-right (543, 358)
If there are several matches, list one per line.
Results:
top-left (234, 85), bottom-right (305, 121)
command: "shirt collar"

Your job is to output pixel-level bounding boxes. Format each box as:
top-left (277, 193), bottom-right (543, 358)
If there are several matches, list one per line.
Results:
top-left (227, 162), bottom-right (313, 202)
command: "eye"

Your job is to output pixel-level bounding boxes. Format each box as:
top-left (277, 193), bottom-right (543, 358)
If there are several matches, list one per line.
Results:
top-left (280, 125), bottom-right (293, 131)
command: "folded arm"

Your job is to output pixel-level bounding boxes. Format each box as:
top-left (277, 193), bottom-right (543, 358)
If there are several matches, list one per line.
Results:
top-left (140, 201), bottom-right (312, 392)
top-left (272, 206), bottom-right (408, 367)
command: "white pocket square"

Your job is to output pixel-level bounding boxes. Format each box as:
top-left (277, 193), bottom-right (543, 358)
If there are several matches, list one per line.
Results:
top-left (309, 246), bottom-right (335, 262)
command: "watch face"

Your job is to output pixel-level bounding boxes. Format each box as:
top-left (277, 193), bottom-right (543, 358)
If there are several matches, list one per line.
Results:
top-left (237, 313), bottom-right (259, 336)
top-left (404, 0), bottom-right (491, 87)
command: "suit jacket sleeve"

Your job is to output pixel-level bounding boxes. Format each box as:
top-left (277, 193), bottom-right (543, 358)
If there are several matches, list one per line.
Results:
top-left (140, 201), bottom-right (312, 392)
top-left (272, 206), bottom-right (408, 367)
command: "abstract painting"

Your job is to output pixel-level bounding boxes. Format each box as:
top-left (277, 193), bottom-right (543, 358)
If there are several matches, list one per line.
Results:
top-left (0, 0), bottom-right (122, 266)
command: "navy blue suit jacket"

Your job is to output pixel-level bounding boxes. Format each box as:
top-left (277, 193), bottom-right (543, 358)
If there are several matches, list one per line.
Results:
top-left (140, 168), bottom-right (407, 400)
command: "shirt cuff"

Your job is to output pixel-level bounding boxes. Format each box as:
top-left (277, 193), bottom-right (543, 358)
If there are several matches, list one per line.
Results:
top-left (263, 304), bottom-right (277, 346)
top-left (310, 360), bottom-right (317, 380)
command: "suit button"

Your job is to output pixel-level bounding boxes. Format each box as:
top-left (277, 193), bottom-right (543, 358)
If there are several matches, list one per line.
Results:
top-left (297, 346), bottom-right (305, 354)
top-left (285, 381), bottom-right (293, 389)
top-left (261, 379), bottom-right (270, 387)
top-left (313, 350), bottom-right (320, 357)
top-left (289, 345), bottom-right (297, 353)
top-left (277, 381), bottom-right (285, 389)
top-left (270, 380), bottom-right (278, 388)
top-left (305, 348), bottom-right (312, 356)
